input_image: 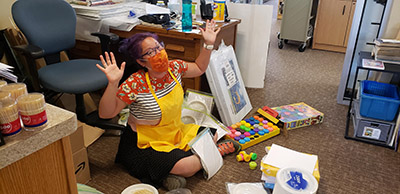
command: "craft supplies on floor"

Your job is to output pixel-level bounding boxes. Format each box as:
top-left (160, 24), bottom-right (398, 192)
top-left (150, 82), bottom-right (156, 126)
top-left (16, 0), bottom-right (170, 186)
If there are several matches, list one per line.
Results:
top-left (205, 42), bottom-right (252, 126)
top-left (225, 113), bottom-right (280, 150)
top-left (272, 102), bottom-right (324, 131)
top-left (261, 145), bottom-right (320, 190)
top-left (188, 128), bottom-right (223, 180)
top-left (273, 167), bottom-right (318, 194)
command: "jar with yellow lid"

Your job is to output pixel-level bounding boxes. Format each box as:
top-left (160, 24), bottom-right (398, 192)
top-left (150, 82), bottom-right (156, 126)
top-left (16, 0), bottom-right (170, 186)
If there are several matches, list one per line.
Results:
top-left (0, 91), bottom-right (11, 102)
top-left (17, 93), bottom-right (47, 130)
top-left (0, 98), bottom-right (22, 136)
top-left (1, 83), bottom-right (28, 101)
top-left (0, 80), bottom-right (7, 89)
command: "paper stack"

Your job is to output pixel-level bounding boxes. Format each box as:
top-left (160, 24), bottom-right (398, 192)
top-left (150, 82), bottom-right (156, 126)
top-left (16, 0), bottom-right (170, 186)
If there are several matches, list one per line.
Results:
top-left (0, 62), bottom-right (18, 83)
top-left (71, 2), bottom-right (133, 19)
top-left (372, 38), bottom-right (400, 64)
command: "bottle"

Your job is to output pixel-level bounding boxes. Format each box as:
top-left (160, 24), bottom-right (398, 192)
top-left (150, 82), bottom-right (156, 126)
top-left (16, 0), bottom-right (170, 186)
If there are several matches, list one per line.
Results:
top-left (213, 0), bottom-right (225, 22)
top-left (191, 2), bottom-right (197, 21)
top-left (182, 0), bottom-right (192, 32)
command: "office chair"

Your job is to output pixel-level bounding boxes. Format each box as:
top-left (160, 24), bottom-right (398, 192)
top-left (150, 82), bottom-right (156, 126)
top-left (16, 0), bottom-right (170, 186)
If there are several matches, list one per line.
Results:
top-left (12, 0), bottom-right (124, 132)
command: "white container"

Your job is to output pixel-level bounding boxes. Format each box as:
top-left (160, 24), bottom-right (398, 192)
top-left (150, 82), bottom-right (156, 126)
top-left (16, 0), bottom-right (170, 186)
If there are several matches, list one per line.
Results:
top-left (273, 167), bottom-right (318, 194)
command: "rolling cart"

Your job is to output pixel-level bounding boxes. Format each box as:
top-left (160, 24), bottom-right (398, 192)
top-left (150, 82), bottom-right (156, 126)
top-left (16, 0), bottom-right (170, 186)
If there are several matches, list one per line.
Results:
top-left (277, 0), bottom-right (314, 52)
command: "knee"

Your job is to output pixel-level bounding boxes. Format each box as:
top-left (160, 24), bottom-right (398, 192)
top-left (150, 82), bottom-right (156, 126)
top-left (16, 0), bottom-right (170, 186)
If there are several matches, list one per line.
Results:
top-left (171, 156), bottom-right (202, 177)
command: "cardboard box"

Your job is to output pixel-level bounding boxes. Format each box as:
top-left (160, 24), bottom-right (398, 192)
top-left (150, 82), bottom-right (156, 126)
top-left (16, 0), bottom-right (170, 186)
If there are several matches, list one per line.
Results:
top-left (78, 121), bottom-right (105, 148)
top-left (69, 121), bottom-right (104, 184)
top-left (272, 102), bottom-right (324, 130)
top-left (73, 147), bottom-right (91, 184)
top-left (69, 125), bottom-right (84, 153)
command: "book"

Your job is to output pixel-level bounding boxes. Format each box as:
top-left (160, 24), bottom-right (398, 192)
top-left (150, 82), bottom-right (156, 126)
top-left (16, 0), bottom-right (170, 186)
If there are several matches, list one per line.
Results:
top-left (188, 128), bottom-right (223, 180)
top-left (362, 58), bottom-right (384, 70)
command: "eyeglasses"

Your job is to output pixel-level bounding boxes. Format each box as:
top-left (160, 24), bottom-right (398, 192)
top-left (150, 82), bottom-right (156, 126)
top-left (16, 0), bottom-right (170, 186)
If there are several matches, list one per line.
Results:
top-left (140, 41), bottom-right (165, 59)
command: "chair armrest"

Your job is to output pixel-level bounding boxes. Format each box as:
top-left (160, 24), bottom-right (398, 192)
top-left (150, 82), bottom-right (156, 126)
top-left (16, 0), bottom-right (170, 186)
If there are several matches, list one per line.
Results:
top-left (91, 32), bottom-right (120, 53)
top-left (13, 44), bottom-right (45, 59)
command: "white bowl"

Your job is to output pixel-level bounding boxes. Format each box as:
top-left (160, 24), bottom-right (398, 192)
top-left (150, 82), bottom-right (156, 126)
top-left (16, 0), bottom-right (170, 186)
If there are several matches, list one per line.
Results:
top-left (121, 183), bottom-right (158, 194)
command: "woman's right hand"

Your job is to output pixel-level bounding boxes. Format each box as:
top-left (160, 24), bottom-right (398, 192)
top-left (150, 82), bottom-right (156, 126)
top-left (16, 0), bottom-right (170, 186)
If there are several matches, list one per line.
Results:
top-left (96, 52), bottom-right (126, 85)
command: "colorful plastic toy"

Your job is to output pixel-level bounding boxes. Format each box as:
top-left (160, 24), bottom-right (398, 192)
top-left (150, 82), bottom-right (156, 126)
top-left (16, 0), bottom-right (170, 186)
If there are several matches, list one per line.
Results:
top-left (226, 113), bottom-right (281, 150)
top-left (236, 151), bottom-right (257, 162)
top-left (249, 161), bottom-right (257, 170)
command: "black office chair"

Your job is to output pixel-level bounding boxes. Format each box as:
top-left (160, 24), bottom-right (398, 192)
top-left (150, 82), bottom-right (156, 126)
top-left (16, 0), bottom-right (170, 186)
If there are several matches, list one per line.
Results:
top-left (12, 0), bottom-right (124, 132)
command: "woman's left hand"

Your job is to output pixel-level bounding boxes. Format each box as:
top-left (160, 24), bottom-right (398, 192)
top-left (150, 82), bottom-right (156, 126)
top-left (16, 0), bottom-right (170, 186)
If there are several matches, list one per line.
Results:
top-left (200, 19), bottom-right (221, 45)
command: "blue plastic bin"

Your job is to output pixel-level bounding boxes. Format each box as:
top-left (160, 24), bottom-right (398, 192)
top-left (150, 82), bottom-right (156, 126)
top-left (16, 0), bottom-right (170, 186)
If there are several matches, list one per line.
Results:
top-left (359, 80), bottom-right (400, 121)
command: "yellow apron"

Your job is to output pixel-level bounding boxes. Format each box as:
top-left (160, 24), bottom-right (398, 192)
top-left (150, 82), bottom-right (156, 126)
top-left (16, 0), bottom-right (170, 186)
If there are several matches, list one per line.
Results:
top-left (136, 69), bottom-right (199, 152)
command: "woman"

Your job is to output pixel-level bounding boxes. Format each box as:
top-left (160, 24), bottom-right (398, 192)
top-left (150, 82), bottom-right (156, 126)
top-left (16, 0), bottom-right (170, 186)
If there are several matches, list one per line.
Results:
top-left (96, 20), bottom-right (222, 190)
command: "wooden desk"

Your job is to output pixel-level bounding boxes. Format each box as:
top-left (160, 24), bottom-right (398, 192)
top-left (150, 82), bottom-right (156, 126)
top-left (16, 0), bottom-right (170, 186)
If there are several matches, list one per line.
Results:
top-left (71, 20), bottom-right (240, 91)
top-left (0, 105), bottom-right (78, 194)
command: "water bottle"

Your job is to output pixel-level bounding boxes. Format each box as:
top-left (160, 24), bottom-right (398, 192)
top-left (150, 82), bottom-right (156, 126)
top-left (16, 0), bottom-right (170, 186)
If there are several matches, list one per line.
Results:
top-left (182, 0), bottom-right (192, 32)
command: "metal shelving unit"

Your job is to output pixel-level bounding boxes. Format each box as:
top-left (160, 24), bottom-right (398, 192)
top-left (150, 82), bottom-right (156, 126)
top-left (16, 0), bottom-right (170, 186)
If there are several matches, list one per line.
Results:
top-left (345, 51), bottom-right (400, 149)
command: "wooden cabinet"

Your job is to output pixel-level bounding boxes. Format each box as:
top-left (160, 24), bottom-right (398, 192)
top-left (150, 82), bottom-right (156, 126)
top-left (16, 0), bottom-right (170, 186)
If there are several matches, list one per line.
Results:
top-left (312, 0), bottom-right (356, 53)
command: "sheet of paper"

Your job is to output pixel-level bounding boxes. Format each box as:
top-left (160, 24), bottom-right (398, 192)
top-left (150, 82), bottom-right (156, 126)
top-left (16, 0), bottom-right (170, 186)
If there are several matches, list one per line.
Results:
top-left (200, 114), bottom-right (227, 140)
top-left (145, 3), bottom-right (170, 14)
top-left (190, 130), bottom-right (223, 180)
top-left (262, 144), bottom-right (317, 174)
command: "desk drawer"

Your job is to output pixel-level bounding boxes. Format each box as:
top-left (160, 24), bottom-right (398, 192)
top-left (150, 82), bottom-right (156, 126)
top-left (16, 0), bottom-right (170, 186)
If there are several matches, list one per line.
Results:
top-left (162, 37), bottom-right (199, 62)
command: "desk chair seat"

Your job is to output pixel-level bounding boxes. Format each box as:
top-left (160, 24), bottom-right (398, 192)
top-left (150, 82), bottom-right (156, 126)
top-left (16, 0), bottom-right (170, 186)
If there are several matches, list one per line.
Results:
top-left (38, 59), bottom-right (107, 94)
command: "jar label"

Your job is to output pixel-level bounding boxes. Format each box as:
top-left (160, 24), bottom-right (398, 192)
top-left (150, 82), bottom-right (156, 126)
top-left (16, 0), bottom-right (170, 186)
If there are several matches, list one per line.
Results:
top-left (21, 110), bottom-right (47, 127)
top-left (0, 118), bottom-right (22, 136)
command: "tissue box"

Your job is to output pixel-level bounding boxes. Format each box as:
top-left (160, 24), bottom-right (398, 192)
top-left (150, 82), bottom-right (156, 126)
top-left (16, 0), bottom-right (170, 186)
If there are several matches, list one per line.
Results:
top-left (272, 102), bottom-right (324, 130)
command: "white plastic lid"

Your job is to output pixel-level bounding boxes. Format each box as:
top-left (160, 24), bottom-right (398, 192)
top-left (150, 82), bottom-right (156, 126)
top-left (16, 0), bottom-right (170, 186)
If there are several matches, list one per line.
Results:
top-left (275, 167), bottom-right (318, 194)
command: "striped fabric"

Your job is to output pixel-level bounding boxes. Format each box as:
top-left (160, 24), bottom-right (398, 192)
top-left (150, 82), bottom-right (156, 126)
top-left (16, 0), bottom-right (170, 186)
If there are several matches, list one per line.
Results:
top-left (129, 76), bottom-right (181, 120)
top-left (117, 60), bottom-right (187, 121)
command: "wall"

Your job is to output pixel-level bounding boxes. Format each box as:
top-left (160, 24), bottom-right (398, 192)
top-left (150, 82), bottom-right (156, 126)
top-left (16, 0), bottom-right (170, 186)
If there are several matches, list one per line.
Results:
top-left (383, 0), bottom-right (400, 38)
top-left (0, 0), bottom-right (16, 29)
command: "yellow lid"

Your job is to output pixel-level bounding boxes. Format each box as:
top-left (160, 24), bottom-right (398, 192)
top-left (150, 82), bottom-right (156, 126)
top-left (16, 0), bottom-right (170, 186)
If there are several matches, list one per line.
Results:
top-left (17, 93), bottom-right (45, 111)
top-left (0, 80), bottom-right (7, 88)
top-left (0, 99), bottom-right (18, 123)
top-left (1, 83), bottom-right (27, 100)
top-left (0, 91), bottom-right (11, 102)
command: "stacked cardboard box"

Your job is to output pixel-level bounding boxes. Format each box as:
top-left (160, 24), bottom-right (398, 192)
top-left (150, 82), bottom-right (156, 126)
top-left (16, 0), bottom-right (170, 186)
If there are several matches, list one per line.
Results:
top-left (69, 121), bottom-right (104, 184)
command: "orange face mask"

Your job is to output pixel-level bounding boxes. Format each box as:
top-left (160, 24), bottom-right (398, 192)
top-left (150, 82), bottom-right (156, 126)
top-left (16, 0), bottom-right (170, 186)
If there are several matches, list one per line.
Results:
top-left (147, 49), bottom-right (169, 72)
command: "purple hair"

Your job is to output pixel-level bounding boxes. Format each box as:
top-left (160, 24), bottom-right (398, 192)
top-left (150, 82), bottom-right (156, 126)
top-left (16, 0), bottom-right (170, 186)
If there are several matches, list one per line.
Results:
top-left (119, 32), bottom-right (161, 62)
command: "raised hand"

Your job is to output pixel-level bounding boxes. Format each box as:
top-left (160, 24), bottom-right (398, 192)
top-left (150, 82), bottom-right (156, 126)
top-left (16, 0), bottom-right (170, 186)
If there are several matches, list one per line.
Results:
top-left (199, 19), bottom-right (221, 45)
top-left (96, 52), bottom-right (126, 85)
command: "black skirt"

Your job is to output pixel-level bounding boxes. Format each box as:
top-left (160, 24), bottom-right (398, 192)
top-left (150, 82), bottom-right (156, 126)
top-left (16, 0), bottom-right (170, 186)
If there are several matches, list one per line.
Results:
top-left (115, 125), bottom-right (194, 188)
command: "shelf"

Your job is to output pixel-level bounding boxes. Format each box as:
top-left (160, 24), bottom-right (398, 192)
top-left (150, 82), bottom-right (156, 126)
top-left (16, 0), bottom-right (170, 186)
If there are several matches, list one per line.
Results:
top-left (344, 51), bottom-right (400, 150)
